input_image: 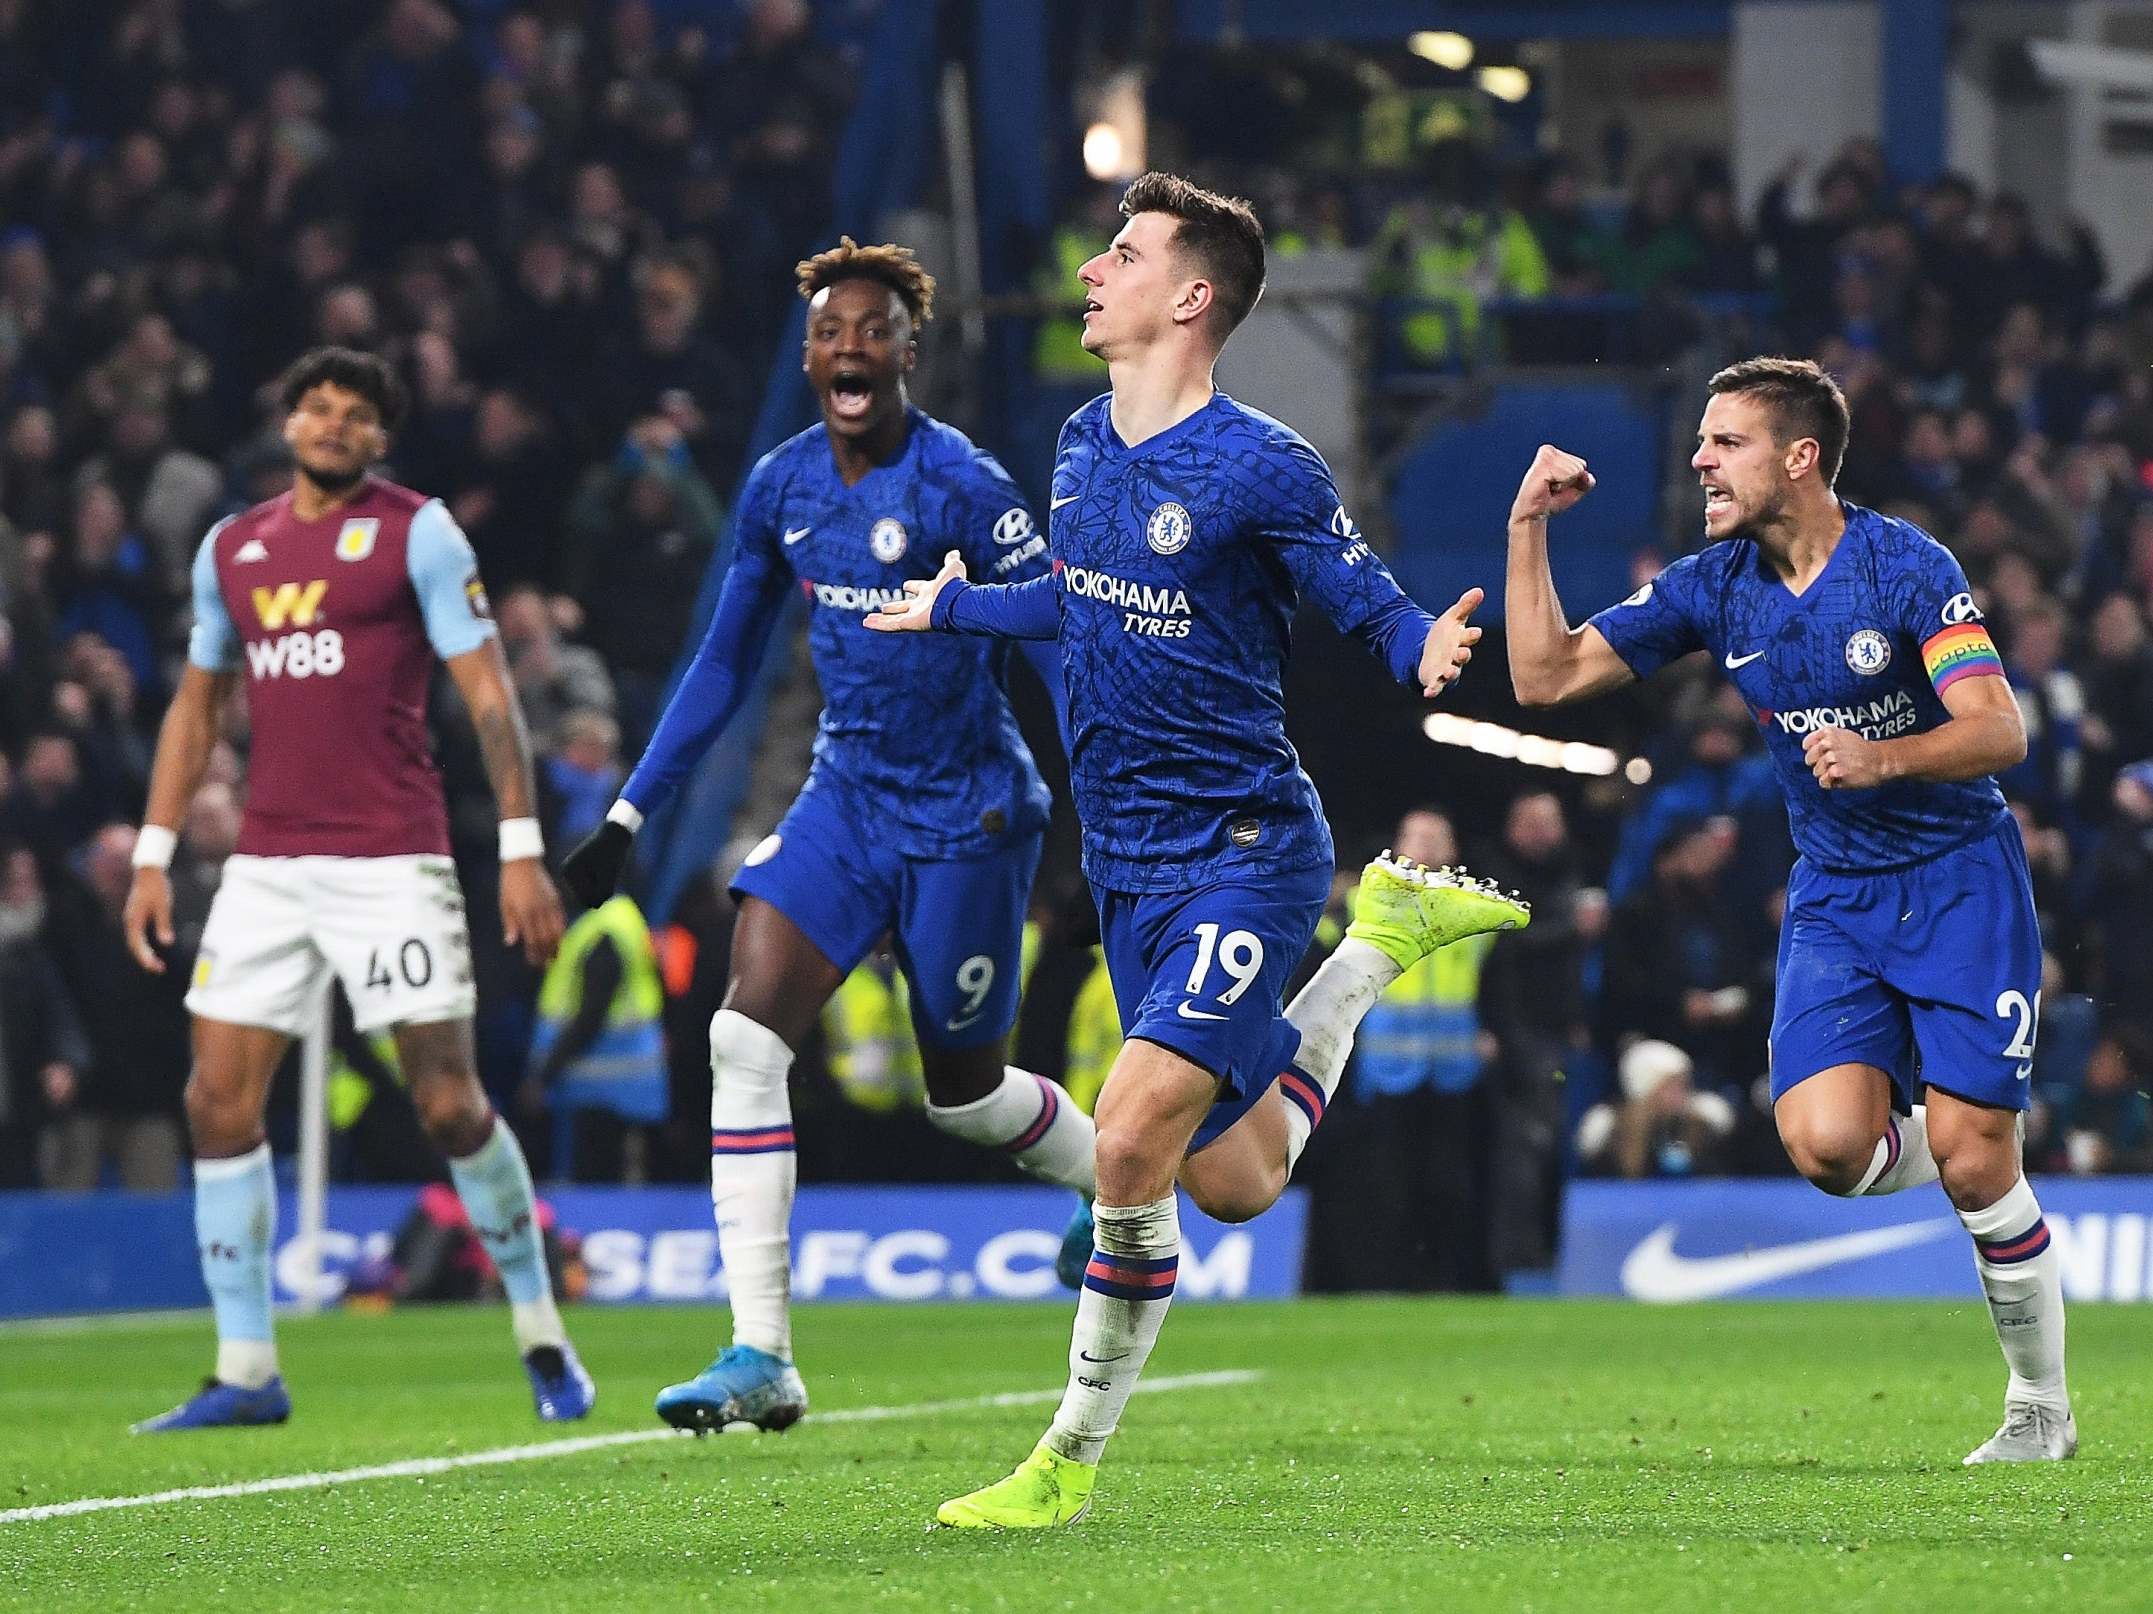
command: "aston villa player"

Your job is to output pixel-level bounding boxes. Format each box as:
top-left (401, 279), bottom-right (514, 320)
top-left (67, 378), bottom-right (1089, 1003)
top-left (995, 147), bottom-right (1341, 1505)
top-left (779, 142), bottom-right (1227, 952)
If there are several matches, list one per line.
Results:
top-left (125, 348), bottom-right (588, 1431)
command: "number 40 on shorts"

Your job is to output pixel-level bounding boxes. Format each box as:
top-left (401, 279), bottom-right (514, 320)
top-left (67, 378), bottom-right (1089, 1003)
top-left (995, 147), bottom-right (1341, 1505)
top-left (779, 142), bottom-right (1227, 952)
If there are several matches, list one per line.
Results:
top-left (366, 939), bottom-right (434, 992)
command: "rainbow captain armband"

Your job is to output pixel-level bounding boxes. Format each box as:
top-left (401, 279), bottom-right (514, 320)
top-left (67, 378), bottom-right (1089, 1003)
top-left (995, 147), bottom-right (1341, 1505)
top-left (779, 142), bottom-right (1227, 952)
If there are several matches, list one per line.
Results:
top-left (1921, 623), bottom-right (2004, 693)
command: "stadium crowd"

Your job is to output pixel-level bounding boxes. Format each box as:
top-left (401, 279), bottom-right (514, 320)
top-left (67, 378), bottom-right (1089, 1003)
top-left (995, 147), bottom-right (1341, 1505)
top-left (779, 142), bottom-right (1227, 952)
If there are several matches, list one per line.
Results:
top-left (0, 8), bottom-right (2148, 1297)
top-left (0, 0), bottom-right (863, 1188)
top-left (1305, 135), bottom-right (2153, 1267)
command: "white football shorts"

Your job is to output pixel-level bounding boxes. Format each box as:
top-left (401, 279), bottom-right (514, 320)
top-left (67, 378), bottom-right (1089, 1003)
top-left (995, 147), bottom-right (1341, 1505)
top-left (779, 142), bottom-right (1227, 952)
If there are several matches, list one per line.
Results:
top-left (186, 854), bottom-right (478, 1036)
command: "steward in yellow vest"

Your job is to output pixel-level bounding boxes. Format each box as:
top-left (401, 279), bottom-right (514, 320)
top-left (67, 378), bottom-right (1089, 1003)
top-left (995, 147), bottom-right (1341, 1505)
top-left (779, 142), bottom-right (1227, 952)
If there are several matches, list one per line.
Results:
top-left (527, 895), bottom-right (668, 1125)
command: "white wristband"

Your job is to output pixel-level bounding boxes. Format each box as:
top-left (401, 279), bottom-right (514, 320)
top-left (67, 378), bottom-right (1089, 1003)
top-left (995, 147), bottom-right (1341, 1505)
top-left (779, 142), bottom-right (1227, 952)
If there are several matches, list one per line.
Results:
top-left (606, 799), bottom-right (644, 833)
top-left (499, 817), bottom-right (545, 862)
top-left (132, 824), bottom-right (178, 870)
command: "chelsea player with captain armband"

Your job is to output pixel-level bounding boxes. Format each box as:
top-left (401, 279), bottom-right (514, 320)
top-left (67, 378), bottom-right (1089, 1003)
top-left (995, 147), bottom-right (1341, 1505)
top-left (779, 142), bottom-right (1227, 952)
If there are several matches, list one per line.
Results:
top-left (1507, 358), bottom-right (2073, 1467)
top-left (868, 173), bottom-right (1527, 1528)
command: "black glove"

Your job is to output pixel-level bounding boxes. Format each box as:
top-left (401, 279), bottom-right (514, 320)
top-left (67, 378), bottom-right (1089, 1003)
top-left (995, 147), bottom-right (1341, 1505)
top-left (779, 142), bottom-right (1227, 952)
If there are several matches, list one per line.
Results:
top-left (561, 819), bottom-right (633, 908)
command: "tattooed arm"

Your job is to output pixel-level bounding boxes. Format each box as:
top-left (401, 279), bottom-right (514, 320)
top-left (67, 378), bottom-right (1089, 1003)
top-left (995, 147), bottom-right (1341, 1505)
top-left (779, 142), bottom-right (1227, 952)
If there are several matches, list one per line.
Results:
top-left (445, 640), bottom-right (565, 964)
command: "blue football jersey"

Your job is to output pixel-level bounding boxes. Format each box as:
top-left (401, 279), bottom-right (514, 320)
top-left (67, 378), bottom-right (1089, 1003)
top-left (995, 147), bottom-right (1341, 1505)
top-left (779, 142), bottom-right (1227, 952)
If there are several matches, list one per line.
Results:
top-left (628, 409), bottom-right (1052, 859)
top-left (1037, 392), bottom-right (1432, 893)
top-left (1588, 503), bottom-right (2010, 872)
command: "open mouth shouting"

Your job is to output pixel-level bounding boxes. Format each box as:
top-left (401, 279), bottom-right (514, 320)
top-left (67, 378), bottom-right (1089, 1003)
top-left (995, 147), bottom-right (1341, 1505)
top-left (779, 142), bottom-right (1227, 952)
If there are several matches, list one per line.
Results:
top-left (827, 368), bottom-right (877, 424)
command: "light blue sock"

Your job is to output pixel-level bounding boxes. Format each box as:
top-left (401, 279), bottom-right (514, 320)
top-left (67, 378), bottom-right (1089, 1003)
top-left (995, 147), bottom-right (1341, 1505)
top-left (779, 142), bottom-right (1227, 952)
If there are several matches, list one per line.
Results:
top-left (448, 1117), bottom-right (564, 1350)
top-left (194, 1143), bottom-right (278, 1387)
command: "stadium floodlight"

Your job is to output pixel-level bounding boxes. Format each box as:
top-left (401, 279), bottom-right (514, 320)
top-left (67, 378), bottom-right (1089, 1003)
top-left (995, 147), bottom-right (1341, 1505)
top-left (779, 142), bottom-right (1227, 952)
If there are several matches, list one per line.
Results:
top-left (1083, 122), bottom-right (1125, 182)
top-left (1476, 65), bottom-right (1531, 103)
top-left (1407, 31), bottom-right (1474, 72)
top-left (1421, 712), bottom-right (1625, 777)
top-left (2027, 39), bottom-right (2153, 95)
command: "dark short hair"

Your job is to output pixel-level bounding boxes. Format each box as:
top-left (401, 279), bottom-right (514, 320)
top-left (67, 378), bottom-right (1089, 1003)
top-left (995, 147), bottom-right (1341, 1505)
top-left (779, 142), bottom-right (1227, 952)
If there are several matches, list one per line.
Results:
top-left (277, 346), bottom-right (406, 431)
top-left (1119, 171), bottom-right (1266, 335)
top-left (1707, 356), bottom-right (1850, 485)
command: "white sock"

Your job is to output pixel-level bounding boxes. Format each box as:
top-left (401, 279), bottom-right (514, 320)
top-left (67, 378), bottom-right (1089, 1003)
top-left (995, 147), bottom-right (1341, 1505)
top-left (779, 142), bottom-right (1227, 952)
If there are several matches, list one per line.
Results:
top-left (1957, 1176), bottom-right (2069, 1412)
top-left (708, 1009), bottom-right (797, 1360)
top-left (509, 1298), bottom-right (567, 1354)
top-left (1851, 1106), bottom-right (1940, 1196)
top-left (1045, 1194), bottom-right (1179, 1465)
top-left (1279, 938), bottom-right (1399, 1171)
top-left (927, 1068), bottom-right (1097, 1194)
top-left (216, 1338), bottom-right (279, 1390)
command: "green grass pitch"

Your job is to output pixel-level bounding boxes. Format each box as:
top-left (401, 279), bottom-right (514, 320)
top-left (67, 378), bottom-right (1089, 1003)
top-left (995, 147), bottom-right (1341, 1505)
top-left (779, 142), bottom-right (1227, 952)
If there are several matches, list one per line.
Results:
top-left (5, 1299), bottom-right (2148, 1612)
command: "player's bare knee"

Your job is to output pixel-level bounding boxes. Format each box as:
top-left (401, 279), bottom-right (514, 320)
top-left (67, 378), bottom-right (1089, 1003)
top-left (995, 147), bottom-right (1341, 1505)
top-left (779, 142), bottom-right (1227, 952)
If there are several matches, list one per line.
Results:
top-left (182, 1070), bottom-right (259, 1154)
top-left (1186, 1168), bottom-right (1279, 1226)
top-left (1928, 1107), bottom-right (2020, 1211)
top-left (1094, 1123), bottom-right (1175, 1204)
top-left (1778, 1113), bottom-right (1875, 1195)
top-left (411, 1076), bottom-right (492, 1157)
top-left (396, 1021), bottom-right (490, 1155)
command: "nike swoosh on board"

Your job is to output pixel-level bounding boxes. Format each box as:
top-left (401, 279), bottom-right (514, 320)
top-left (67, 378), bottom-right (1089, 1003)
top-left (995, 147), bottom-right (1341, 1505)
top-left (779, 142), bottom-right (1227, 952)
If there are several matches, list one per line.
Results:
top-left (1619, 1217), bottom-right (1960, 1302)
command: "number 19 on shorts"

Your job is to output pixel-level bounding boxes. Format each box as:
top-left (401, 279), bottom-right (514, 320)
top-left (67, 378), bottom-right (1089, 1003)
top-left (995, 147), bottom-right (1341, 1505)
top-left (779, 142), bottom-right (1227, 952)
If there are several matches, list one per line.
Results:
top-left (1186, 923), bottom-right (1264, 1010)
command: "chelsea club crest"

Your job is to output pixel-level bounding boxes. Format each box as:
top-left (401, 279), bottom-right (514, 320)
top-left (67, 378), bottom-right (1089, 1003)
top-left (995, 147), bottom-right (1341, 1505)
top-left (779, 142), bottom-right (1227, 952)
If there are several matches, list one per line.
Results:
top-left (1845, 628), bottom-right (1892, 674)
top-left (1146, 501), bottom-right (1192, 556)
top-left (869, 517), bottom-right (908, 563)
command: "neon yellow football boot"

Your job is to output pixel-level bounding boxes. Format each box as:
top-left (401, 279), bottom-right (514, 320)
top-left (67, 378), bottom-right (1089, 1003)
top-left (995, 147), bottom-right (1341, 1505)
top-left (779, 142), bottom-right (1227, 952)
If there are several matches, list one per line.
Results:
top-left (935, 1440), bottom-right (1097, 1529)
top-left (1346, 851), bottom-right (1530, 972)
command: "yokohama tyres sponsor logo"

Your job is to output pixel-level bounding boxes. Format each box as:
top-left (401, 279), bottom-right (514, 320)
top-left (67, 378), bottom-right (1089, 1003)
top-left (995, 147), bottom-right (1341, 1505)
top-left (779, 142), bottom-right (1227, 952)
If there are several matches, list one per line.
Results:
top-left (1769, 688), bottom-right (1917, 738)
top-left (807, 581), bottom-right (910, 613)
top-left (1061, 563), bottom-right (1193, 637)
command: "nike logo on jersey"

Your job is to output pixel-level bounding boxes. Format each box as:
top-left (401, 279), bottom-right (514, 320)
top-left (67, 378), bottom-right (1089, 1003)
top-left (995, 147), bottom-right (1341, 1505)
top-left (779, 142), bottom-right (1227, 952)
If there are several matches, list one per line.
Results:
top-left (1050, 494), bottom-right (1080, 510)
top-left (944, 1010), bottom-right (986, 1033)
top-left (1724, 650), bottom-right (1765, 670)
top-left (234, 538), bottom-right (269, 563)
top-left (2015, 1062), bottom-right (2034, 1082)
top-left (1618, 1218), bottom-right (1959, 1302)
top-left (1176, 1002), bottom-right (1228, 1022)
top-left (783, 526), bottom-right (812, 545)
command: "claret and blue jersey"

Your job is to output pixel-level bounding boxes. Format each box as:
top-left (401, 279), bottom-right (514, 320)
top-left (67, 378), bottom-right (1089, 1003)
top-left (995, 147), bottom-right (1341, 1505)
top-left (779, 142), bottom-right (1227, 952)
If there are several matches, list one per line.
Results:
top-left (1588, 502), bottom-right (2008, 873)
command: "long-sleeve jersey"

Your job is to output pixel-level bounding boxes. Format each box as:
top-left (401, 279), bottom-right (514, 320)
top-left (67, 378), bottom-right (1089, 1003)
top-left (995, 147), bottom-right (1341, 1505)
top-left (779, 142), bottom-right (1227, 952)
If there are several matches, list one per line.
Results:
top-left (933, 392), bottom-right (1434, 892)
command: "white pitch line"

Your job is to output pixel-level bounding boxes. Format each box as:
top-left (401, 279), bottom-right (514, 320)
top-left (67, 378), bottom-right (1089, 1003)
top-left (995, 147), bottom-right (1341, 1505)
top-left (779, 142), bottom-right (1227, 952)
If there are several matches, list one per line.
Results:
top-left (2, 1368), bottom-right (1260, 1525)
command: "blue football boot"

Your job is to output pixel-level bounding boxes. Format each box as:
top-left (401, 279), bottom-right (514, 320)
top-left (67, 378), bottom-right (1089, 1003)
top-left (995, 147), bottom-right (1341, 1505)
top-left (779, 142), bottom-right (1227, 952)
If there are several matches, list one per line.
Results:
top-left (1056, 1197), bottom-right (1095, 1291)
top-left (525, 1343), bottom-right (597, 1422)
top-left (654, 1345), bottom-right (807, 1434)
top-left (132, 1376), bottom-right (292, 1434)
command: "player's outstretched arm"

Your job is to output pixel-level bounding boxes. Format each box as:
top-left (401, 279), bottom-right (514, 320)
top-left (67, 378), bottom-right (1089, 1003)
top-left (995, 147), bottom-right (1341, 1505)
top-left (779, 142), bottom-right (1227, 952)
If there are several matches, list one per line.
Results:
top-left (863, 549), bottom-right (968, 633)
top-left (1505, 444), bottom-right (1635, 706)
top-left (446, 641), bottom-right (566, 965)
top-left (125, 663), bottom-right (233, 973)
top-left (563, 555), bottom-right (791, 907)
top-left (865, 551), bottom-right (1062, 640)
top-left (1804, 668), bottom-right (2027, 790)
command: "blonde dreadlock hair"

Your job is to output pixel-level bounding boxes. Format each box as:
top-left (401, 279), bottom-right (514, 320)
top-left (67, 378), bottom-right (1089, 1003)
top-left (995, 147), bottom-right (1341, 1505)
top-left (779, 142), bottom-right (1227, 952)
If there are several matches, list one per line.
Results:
top-left (795, 237), bottom-right (937, 325)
